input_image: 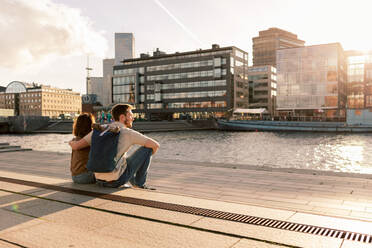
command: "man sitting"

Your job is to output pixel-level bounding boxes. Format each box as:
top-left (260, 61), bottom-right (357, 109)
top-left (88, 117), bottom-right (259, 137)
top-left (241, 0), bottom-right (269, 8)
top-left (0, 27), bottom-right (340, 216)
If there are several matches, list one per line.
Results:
top-left (69, 104), bottom-right (160, 188)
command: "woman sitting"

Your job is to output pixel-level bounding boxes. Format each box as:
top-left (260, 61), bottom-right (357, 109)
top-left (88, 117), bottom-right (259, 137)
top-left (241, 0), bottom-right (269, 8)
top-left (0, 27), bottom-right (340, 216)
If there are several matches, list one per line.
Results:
top-left (69, 113), bottom-right (95, 184)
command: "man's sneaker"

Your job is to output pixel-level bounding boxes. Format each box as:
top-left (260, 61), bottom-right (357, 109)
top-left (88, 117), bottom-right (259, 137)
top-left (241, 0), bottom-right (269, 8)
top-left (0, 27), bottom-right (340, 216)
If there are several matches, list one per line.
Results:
top-left (134, 184), bottom-right (156, 190)
top-left (96, 179), bottom-right (129, 189)
top-left (122, 183), bottom-right (131, 189)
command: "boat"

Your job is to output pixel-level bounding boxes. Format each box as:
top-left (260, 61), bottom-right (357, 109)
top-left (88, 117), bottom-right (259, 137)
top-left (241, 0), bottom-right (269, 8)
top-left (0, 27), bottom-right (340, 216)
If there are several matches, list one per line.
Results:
top-left (217, 120), bottom-right (372, 133)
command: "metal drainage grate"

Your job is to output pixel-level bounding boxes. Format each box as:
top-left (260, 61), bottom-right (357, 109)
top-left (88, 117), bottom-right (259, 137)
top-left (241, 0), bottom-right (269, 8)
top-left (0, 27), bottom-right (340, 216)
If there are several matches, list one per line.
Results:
top-left (1, 176), bottom-right (371, 244)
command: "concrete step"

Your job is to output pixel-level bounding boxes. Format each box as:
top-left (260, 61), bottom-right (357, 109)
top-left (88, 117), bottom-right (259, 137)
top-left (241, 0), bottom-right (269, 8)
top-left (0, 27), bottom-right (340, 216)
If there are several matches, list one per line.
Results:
top-left (0, 145), bottom-right (21, 149)
top-left (0, 148), bottom-right (32, 153)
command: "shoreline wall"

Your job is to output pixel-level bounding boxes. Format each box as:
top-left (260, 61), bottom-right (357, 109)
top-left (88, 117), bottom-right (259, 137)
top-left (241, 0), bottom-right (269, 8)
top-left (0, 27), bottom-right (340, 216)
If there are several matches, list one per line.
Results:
top-left (6, 116), bottom-right (50, 134)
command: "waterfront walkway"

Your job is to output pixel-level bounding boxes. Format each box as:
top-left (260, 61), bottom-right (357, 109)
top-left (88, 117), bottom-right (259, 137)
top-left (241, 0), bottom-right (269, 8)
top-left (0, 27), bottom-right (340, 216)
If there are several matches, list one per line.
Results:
top-left (1, 150), bottom-right (372, 247)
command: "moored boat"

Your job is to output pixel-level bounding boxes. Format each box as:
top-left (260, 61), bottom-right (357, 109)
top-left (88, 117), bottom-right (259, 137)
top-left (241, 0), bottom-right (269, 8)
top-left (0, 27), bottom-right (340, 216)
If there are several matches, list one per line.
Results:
top-left (217, 120), bottom-right (372, 132)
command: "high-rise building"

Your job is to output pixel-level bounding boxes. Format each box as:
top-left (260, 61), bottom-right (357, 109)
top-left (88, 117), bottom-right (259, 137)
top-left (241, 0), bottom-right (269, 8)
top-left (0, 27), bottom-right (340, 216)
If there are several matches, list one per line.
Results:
top-left (114, 33), bottom-right (135, 65)
top-left (252, 28), bottom-right (305, 67)
top-left (0, 81), bottom-right (81, 117)
top-left (248, 65), bottom-right (277, 116)
top-left (87, 77), bottom-right (104, 104)
top-left (112, 45), bottom-right (249, 120)
top-left (103, 58), bottom-right (115, 105)
top-left (345, 50), bottom-right (372, 109)
top-left (87, 33), bottom-right (135, 107)
top-left (276, 43), bottom-right (347, 118)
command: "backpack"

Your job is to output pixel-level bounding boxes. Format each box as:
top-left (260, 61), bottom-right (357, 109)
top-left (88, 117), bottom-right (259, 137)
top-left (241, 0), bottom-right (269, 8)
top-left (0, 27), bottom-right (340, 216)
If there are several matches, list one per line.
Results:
top-left (86, 124), bottom-right (123, 173)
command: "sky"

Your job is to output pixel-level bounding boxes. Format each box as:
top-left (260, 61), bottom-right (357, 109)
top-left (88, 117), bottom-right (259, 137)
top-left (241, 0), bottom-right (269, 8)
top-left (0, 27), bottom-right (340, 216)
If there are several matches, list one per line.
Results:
top-left (1, 0), bottom-right (372, 94)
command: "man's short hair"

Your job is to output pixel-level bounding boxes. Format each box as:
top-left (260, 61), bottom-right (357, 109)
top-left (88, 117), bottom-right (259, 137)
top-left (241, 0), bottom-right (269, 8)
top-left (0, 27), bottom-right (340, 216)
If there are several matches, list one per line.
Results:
top-left (111, 104), bottom-right (133, 121)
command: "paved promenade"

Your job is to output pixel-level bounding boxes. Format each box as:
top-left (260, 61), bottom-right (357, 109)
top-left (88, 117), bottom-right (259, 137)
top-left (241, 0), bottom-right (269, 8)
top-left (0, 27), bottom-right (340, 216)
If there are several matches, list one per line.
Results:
top-left (1, 150), bottom-right (372, 247)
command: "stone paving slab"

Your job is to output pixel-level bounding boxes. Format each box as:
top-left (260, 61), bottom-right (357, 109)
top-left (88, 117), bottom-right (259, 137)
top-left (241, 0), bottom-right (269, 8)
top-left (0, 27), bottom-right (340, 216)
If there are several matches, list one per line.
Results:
top-left (1, 151), bottom-right (372, 247)
top-left (2, 151), bottom-right (372, 223)
top-left (2, 177), bottom-right (372, 238)
top-left (0, 182), bottom-right (286, 248)
top-left (0, 240), bottom-right (22, 248)
top-left (340, 240), bottom-right (372, 248)
top-left (192, 217), bottom-right (343, 248)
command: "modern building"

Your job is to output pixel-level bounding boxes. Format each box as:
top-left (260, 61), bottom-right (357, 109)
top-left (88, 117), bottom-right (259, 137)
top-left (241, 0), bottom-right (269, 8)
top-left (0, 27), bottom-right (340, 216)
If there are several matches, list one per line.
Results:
top-left (253, 28), bottom-right (305, 67)
top-left (114, 33), bottom-right (135, 65)
top-left (248, 65), bottom-right (277, 116)
top-left (112, 45), bottom-right (249, 120)
top-left (103, 58), bottom-right (115, 105)
top-left (346, 50), bottom-right (372, 109)
top-left (276, 43), bottom-right (347, 118)
top-left (87, 33), bottom-right (135, 107)
top-left (0, 81), bottom-right (81, 118)
top-left (87, 77), bottom-right (103, 104)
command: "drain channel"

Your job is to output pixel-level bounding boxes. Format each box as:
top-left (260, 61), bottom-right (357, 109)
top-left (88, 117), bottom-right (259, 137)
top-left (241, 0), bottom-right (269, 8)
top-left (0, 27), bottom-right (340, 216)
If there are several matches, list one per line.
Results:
top-left (1, 176), bottom-right (371, 244)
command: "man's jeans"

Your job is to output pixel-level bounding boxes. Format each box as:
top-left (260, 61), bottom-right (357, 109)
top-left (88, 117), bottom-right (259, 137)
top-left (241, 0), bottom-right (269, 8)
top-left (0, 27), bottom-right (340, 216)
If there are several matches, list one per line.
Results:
top-left (72, 171), bottom-right (96, 184)
top-left (98, 147), bottom-right (152, 188)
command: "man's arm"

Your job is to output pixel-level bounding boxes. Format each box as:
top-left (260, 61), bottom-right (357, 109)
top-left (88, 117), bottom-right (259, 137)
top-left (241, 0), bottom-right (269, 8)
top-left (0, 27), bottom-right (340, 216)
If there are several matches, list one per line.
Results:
top-left (144, 138), bottom-right (160, 155)
top-left (69, 138), bottom-right (89, 150)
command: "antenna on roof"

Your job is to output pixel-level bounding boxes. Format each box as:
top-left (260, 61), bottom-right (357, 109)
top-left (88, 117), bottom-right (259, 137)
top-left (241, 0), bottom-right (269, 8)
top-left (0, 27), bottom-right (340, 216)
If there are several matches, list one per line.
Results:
top-left (86, 55), bottom-right (93, 95)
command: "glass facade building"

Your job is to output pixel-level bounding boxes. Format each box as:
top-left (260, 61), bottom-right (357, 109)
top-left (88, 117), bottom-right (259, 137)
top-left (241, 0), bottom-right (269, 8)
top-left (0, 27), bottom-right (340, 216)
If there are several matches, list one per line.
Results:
top-left (248, 65), bottom-right (277, 116)
top-left (346, 51), bottom-right (372, 109)
top-left (253, 28), bottom-right (305, 67)
top-left (276, 43), bottom-right (347, 118)
top-left (112, 45), bottom-right (249, 120)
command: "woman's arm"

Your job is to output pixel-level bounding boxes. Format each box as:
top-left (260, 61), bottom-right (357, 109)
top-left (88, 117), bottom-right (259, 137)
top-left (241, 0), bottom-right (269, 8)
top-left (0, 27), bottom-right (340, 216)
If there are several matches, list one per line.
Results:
top-left (69, 139), bottom-right (89, 150)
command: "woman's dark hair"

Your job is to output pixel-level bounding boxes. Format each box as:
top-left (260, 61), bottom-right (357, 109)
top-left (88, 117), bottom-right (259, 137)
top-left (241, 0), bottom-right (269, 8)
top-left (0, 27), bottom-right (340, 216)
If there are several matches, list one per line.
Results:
top-left (72, 113), bottom-right (94, 138)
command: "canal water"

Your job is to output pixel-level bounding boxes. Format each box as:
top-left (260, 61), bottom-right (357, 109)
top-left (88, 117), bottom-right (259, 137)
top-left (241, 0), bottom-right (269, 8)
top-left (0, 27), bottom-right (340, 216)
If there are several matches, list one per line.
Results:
top-left (1, 131), bottom-right (372, 174)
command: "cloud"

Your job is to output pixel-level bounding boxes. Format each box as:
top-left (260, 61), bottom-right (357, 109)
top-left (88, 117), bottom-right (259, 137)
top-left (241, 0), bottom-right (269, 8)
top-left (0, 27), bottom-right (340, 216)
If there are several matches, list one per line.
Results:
top-left (0, 0), bottom-right (108, 68)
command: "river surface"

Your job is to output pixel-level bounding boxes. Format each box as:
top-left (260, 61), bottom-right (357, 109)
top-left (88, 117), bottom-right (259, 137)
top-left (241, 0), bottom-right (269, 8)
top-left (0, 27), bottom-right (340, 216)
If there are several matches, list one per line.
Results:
top-left (1, 131), bottom-right (372, 174)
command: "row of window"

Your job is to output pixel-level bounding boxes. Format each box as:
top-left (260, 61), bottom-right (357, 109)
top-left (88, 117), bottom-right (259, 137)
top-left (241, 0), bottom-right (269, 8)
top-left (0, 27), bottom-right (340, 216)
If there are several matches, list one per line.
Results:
top-left (277, 95), bottom-right (340, 109)
top-left (249, 74), bottom-right (269, 81)
top-left (147, 70), bottom-right (213, 81)
top-left (0, 95), bottom-right (14, 99)
top-left (20, 99), bottom-right (41, 103)
top-left (250, 82), bottom-right (277, 89)
top-left (112, 94), bottom-right (135, 103)
top-left (113, 85), bottom-right (136, 94)
top-left (147, 90), bottom-right (227, 100)
top-left (248, 66), bottom-right (277, 73)
top-left (113, 79), bottom-right (228, 96)
top-left (122, 50), bottom-right (231, 65)
top-left (113, 76), bottom-right (137, 85)
top-left (147, 69), bottom-right (227, 81)
top-left (21, 105), bottom-right (40, 109)
top-left (18, 104), bottom-right (79, 110)
top-left (0, 93), bottom-right (80, 99)
top-left (149, 80), bottom-right (227, 90)
top-left (147, 101), bottom-right (227, 109)
top-left (235, 50), bottom-right (247, 60)
top-left (147, 60), bottom-right (216, 72)
top-left (113, 67), bottom-right (144, 76)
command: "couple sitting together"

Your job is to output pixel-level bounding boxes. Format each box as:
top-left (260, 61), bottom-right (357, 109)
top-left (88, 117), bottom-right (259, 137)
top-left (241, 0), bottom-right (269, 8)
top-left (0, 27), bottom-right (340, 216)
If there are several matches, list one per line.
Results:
top-left (69, 104), bottom-right (160, 189)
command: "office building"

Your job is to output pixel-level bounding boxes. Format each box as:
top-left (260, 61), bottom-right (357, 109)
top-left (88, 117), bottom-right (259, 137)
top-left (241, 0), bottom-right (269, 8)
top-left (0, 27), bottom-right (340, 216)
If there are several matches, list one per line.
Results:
top-left (112, 45), bottom-right (249, 120)
top-left (114, 33), bottom-right (135, 65)
top-left (253, 28), bottom-right (305, 67)
top-left (88, 33), bottom-right (135, 106)
top-left (0, 81), bottom-right (81, 117)
top-left (276, 43), bottom-right (347, 118)
top-left (103, 58), bottom-right (115, 105)
top-left (346, 50), bottom-right (372, 109)
top-left (87, 77), bottom-right (104, 104)
top-left (248, 65), bottom-right (277, 116)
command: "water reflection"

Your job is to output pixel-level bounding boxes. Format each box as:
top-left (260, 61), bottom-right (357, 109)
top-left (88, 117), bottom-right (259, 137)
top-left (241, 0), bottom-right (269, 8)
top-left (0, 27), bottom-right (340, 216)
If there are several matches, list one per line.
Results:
top-left (1, 131), bottom-right (372, 174)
